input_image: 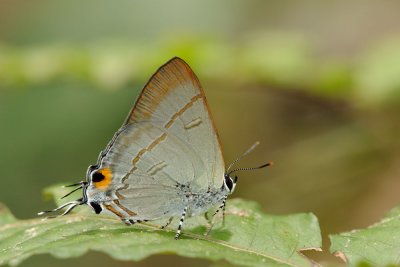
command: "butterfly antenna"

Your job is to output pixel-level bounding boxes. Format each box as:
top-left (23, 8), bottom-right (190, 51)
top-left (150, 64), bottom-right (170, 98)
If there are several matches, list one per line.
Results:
top-left (226, 141), bottom-right (260, 173)
top-left (61, 181), bottom-right (86, 199)
top-left (64, 181), bottom-right (85, 188)
top-left (227, 161), bottom-right (273, 176)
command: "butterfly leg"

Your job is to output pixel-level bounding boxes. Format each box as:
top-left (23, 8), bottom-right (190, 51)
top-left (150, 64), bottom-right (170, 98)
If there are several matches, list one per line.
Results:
top-left (205, 195), bottom-right (228, 236)
top-left (204, 196), bottom-right (228, 235)
top-left (221, 197), bottom-right (227, 226)
top-left (160, 217), bottom-right (174, 229)
top-left (175, 206), bottom-right (188, 240)
top-left (204, 212), bottom-right (213, 236)
top-left (213, 195), bottom-right (228, 225)
top-left (122, 218), bottom-right (147, 226)
top-left (122, 218), bottom-right (133, 225)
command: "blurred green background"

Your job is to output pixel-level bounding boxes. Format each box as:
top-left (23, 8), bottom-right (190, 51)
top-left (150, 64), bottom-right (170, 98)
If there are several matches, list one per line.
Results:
top-left (1, 0), bottom-right (400, 266)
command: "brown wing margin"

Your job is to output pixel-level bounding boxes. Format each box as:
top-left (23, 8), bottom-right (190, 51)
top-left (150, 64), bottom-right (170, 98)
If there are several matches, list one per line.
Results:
top-left (122, 56), bottom-right (224, 161)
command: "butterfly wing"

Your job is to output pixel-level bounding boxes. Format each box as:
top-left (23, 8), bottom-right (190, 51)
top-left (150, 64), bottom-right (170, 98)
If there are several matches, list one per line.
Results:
top-left (124, 57), bottom-right (225, 188)
top-left (101, 122), bottom-right (206, 190)
top-left (88, 58), bottom-right (225, 220)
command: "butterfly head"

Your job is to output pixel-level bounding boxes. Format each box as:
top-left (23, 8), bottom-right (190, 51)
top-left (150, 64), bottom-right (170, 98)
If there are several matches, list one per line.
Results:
top-left (225, 142), bottom-right (272, 193)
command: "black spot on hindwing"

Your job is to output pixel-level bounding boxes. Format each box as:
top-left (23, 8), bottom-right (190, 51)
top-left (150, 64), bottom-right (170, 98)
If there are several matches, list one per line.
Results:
top-left (89, 202), bottom-right (102, 214)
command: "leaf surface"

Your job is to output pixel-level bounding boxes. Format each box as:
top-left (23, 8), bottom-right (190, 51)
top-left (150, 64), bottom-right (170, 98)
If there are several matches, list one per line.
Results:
top-left (0, 185), bottom-right (322, 266)
top-left (330, 206), bottom-right (400, 266)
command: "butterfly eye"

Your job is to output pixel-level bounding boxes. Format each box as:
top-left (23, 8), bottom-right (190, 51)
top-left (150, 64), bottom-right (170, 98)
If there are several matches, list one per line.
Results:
top-left (223, 174), bottom-right (235, 192)
top-left (91, 171), bottom-right (105, 182)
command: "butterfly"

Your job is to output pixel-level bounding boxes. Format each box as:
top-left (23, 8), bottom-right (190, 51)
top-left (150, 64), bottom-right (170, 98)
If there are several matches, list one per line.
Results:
top-left (39, 57), bottom-right (271, 239)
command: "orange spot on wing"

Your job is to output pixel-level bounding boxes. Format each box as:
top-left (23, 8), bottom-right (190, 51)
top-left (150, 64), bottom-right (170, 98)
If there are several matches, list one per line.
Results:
top-left (93, 167), bottom-right (113, 190)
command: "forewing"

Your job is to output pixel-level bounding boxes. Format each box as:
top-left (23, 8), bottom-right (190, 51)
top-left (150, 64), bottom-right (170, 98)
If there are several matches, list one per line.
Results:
top-left (124, 57), bottom-right (225, 188)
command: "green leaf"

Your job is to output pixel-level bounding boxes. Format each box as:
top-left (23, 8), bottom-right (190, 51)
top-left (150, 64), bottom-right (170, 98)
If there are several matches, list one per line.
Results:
top-left (0, 185), bottom-right (322, 266)
top-left (330, 205), bottom-right (400, 266)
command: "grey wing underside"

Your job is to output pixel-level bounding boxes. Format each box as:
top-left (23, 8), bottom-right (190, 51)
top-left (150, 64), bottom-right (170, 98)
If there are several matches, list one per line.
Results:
top-left (98, 122), bottom-right (206, 220)
top-left (116, 184), bottom-right (185, 220)
top-left (124, 58), bottom-right (225, 188)
top-left (102, 122), bottom-right (208, 189)
top-left (95, 58), bottom-right (226, 220)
